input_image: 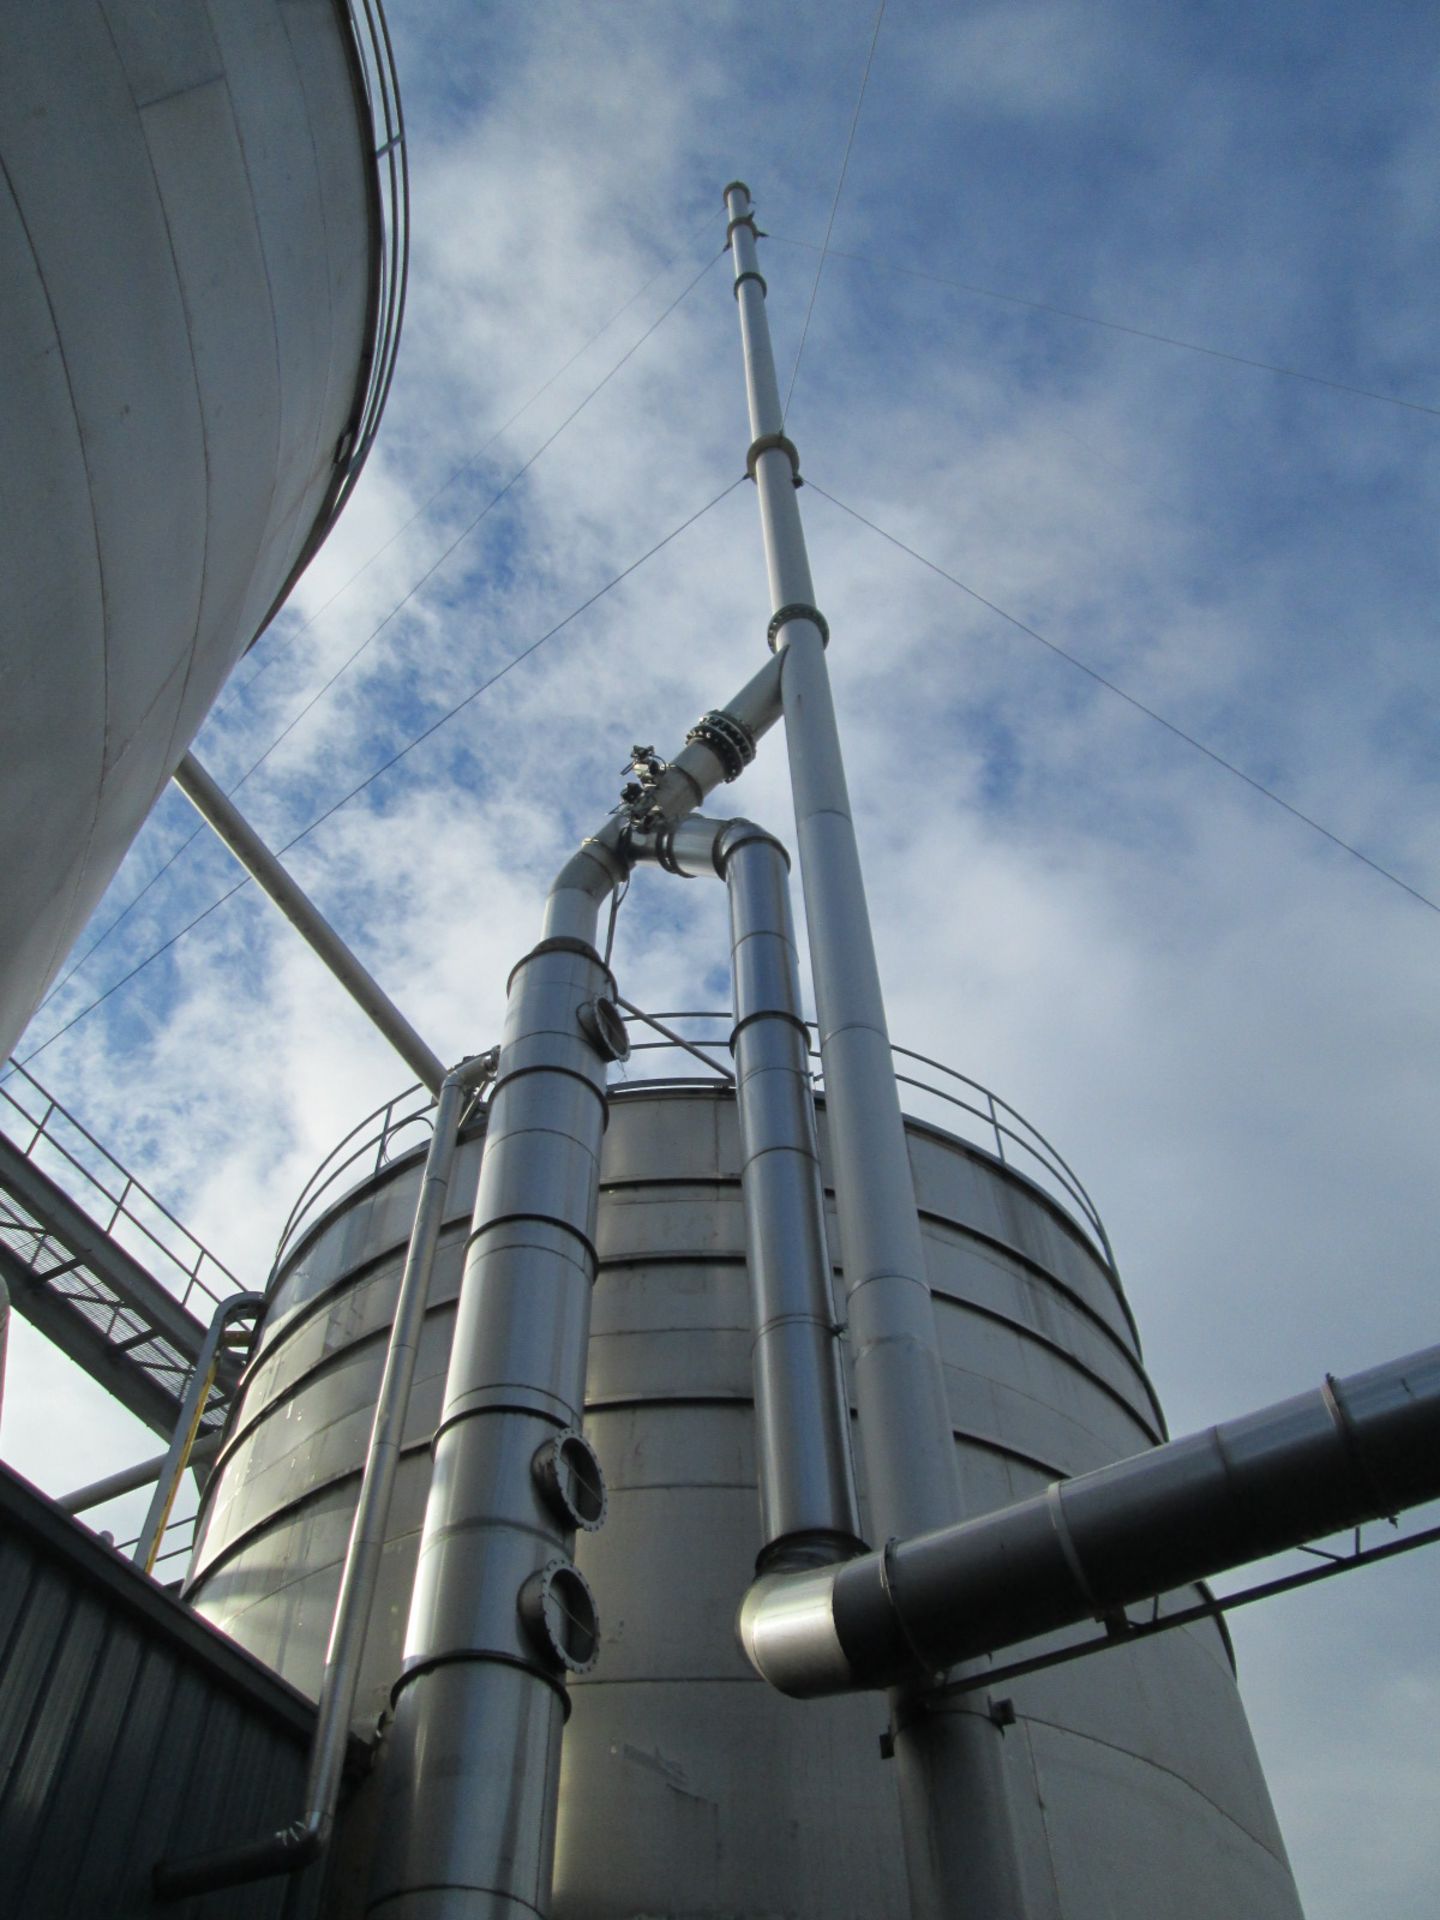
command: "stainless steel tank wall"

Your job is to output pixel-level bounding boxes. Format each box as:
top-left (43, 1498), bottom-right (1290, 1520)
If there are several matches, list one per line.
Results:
top-left (0, 1), bottom-right (383, 1058)
top-left (187, 1087), bottom-right (1302, 1919)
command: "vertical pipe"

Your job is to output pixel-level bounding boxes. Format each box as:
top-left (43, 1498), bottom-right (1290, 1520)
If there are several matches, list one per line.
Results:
top-left (724, 181), bottom-right (959, 1542)
top-left (725, 180), bottom-right (1013, 1920)
top-left (634, 814), bottom-right (862, 1570)
top-left (155, 1055), bottom-right (495, 1900)
top-left (365, 874), bottom-right (621, 1920)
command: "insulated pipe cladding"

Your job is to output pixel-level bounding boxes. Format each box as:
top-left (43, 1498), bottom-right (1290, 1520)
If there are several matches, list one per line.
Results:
top-left (632, 814), bottom-right (864, 1572)
top-left (740, 1342), bottom-right (1440, 1697)
top-left (365, 867), bottom-right (623, 1920)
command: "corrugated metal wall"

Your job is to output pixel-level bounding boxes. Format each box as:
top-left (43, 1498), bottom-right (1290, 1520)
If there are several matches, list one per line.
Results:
top-left (0, 1461), bottom-right (344, 1918)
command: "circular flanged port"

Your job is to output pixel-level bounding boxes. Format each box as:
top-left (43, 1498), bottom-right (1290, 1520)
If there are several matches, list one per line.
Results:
top-left (533, 1429), bottom-right (607, 1531)
top-left (578, 996), bottom-right (630, 1062)
top-left (518, 1560), bottom-right (600, 1674)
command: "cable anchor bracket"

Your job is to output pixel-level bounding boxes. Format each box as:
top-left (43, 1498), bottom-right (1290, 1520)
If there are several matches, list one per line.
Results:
top-left (745, 431), bottom-right (802, 488)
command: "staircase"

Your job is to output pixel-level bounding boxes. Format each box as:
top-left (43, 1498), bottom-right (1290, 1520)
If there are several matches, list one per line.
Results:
top-left (0, 1063), bottom-right (242, 1442)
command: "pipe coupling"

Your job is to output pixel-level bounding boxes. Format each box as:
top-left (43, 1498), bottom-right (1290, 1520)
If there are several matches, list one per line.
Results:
top-left (767, 602), bottom-right (829, 651)
top-left (685, 709), bottom-right (757, 781)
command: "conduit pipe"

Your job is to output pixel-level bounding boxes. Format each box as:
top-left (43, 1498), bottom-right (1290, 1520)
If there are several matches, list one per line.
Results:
top-left (741, 1342), bottom-right (1440, 1697)
top-left (135, 1290), bottom-right (265, 1576)
top-left (364, 673), bottom-right (786, 1920)
top-left (155, 1052), bottom-right (495, 1901)
top-left (632, 814), bottom-right (863, 1570)
top-left (58, 1434), bottom-right (221, 1516)
top-left (173, 753), bottom-right (448, 1094)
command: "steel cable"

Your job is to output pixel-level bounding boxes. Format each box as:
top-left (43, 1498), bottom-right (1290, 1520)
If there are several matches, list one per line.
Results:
top-left (13, 477), bottom-right (745, 1070)
top-left (782, 1), bottom-right (887, 425)
top-left (809, 481), bottom-right (1439, 916)
top-left (772, 235), bottom-right (1440, 420)
top-left (34, 234), bottom-right (725, 1017)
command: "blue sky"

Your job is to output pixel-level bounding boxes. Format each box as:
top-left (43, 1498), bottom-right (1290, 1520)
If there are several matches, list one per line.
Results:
top-left (4, 3), bottom-right (1439, 1913)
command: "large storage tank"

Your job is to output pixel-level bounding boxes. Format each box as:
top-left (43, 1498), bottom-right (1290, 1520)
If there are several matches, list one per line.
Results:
top-left (0, 0), bottom-right (400, 1057)
top-left (187, 1070), bottom-right (1303, 1918)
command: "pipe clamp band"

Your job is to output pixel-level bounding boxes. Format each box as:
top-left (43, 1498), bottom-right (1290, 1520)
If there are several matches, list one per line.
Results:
top-left (725, 212), bottom-right (762, 247)
top-left (506, 936), bottom-right (616, 998)
top-left (767, 602), bottom-right (830, 651)
top-left (1046, 1482), bottom-right (1103, 1618)
top-left (1322, 1372), bottom-right (1399, 1522)
top-left (391, 1646), bottom-right (573, 1718)
top-left (879, 1536), bottom-right (941, 1675)
top-left (746, 431), bottom-right (801, 486)
top-left (733, 268), bottom-right (768, 299)
top-left (686, 709), bottom-right (757, 781)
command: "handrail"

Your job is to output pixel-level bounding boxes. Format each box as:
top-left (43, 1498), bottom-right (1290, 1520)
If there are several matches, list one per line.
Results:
top-left (331, 0), bottom-right (409, 520)
top-left (269, 1080), bottom-right (434, 1269)
top-left (271, 1014), bottom-right (1117, 1280)
top-left (244, 0), bottom-right (409, 648)
top-left (0, 1060), bottom-right (240, 1317)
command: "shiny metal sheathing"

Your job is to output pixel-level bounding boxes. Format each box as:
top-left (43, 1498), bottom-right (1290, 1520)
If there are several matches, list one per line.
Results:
top-left (401, 1410), bottom-right (582, 1670)
top-left (191, 1057), bottom-right (1305, 1918)
top-left (367, 935), bottom-right (613, 1918)
top-left (367, 1660), bottom-right (564, 1920)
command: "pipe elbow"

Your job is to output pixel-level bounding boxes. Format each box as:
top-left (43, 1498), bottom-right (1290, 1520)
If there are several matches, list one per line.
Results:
top-left (737, 1565), bottom-right (858, 1699)
top-left (549, 834), bottom-right (628, 905)
top-left (631, 814), bottom-right (790, 882)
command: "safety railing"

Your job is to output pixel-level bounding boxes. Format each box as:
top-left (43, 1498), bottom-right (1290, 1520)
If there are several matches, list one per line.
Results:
top-left (0, 1060), bottom-right (240, 1319)
top-left (254, 0), bottom-right (408, 638)
top-left (270, 1080), bottom-right (436, 1273)
top-left (615, 1010), bottom-right (1116, 1271)
top-left (334, 0), bottom-right (408, 514)
top-left (270, 1013), bottom-right (1115, 1279)
top-left (114, 1505), bottom-right (199, 1581)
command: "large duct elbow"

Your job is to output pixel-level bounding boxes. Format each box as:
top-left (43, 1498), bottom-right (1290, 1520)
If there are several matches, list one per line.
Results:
top-left (741, 1342), bottom-right (1440, 1697)
top-left (544, 821), bottom-right (631, 943)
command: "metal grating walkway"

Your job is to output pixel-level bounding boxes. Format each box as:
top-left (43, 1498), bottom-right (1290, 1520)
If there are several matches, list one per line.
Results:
top-left (0, 1064), bottom-right (241, 1441)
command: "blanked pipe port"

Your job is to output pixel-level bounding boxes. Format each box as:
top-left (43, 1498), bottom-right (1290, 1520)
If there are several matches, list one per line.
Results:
top-left (632, 814), bottom-right (863, 1570)
top-left (740, 1342), bottom-right (1440, 1697)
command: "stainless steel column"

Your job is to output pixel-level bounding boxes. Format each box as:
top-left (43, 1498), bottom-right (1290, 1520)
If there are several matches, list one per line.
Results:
top-left (725, 179), bottom-right (1013, 1920)
top-left (366, 893), bottom-right (620, 1919)
top-left (362, 664), bottom-right (791, 1918)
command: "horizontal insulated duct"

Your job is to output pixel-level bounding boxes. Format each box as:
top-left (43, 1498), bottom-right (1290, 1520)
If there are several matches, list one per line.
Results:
top-left (741, 1342), bottom-right (1440, 1696)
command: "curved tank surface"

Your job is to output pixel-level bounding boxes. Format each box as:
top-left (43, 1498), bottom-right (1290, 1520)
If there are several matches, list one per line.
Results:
top-left (188, 1078), bottom-right (1303, 1920)
top-left (0, 0), bottom-right (400, 1058)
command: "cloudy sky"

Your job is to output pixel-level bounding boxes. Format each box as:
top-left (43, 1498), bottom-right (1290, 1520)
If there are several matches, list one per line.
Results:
top-left (4, 3), bottom-right (1438, 1913)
